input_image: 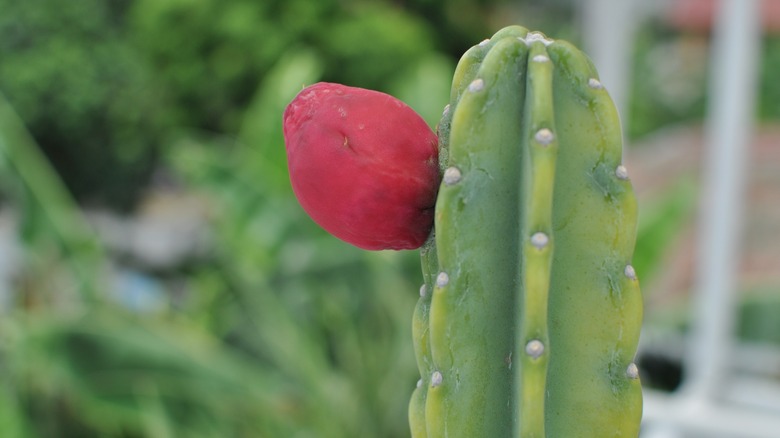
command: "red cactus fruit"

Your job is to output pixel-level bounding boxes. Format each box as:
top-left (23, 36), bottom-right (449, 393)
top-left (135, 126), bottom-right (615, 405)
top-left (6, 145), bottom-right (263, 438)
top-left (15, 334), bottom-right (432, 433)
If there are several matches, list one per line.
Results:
top-left (283, 82), bottom-right (440, 250)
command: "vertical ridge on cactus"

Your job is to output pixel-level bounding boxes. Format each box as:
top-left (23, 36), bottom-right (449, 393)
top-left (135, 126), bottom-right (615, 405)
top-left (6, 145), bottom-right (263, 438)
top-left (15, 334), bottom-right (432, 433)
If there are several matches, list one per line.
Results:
top-left (410, 25), bottom-right (643, 437)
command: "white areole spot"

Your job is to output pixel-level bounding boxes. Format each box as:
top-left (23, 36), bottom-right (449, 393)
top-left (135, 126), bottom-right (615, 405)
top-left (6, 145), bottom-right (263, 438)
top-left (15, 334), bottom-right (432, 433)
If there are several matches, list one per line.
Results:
top-left (431, 371), bottom-right (443, 387)
top-left (616, 165), bottom-right (629, 180)
top-left (443, 167), bottom-right (462, 186)
top-left (519, 32), bottom-right (554, 47)
top-left (468, 78), bottom-right (485, 93)
top-left (525, 339), bottom-right (545, 359)
top-left (535, 128), bottom-right (555, 146)
top-left (624, 264), bottom-right (638, 281)
top-left (626, 363), bottom-right (640, 379)
top-left (588, 78), bottom-right (604, 90)
top-left (436, 272), bottom-right (449, 288)
top-left (532, 54), bottom-right (550, 63)
top-left (530, 232), bottom-right (549, 249)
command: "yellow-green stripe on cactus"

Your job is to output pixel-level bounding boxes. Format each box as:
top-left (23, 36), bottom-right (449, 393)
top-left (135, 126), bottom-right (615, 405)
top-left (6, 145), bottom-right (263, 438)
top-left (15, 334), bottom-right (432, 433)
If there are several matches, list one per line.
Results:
top-left (409, 25), bottom-right (643, 437)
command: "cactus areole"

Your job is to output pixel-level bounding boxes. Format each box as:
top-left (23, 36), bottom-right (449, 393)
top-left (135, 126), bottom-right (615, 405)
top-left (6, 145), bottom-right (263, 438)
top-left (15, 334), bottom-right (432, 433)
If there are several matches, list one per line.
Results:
top-left (283, 82), bottom-right (439, 250)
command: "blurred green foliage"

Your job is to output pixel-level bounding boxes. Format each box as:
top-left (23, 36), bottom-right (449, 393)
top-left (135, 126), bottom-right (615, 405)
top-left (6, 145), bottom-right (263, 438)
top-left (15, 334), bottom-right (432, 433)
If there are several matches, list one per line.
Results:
top-left (0, 0), bottom-right (468, 433)
top-left (628, 24), bottom-right (708, 140)
top-left (738, 289), bottom-right (780, 344)
top-left (0, 0), bottom-right (163, 209)
top-left (0, 0), bottom-right (488, 209)
top-left (633, 177), bottom-right (697, 286)
top-left (1, 46), bottom-right (436, 437)
top-left (628, 20), bottom-right (780, 140)
top-left (758, 37), bottom-right (780, 120)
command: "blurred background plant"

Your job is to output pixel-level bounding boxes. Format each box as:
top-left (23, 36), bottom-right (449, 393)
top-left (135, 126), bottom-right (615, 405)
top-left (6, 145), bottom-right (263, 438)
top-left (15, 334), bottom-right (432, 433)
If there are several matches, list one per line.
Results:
top-left (0, 0), bottom-right (779, 436)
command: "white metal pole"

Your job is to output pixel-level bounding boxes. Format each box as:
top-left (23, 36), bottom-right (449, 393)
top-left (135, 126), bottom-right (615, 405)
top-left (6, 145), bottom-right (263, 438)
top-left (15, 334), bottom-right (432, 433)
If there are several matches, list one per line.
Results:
top-left (681, 0), bottom-right (761, 400)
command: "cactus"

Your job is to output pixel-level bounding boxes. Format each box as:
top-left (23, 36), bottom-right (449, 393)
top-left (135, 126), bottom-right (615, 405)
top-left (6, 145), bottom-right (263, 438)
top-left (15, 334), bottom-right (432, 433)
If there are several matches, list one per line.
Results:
top-left (409, 25), bottom-right (643, 437)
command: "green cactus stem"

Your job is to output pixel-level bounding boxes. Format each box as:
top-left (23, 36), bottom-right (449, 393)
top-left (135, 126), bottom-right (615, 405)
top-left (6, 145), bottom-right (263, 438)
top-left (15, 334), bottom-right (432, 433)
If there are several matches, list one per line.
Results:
top-left (409, 25), bottom-right (643, 437)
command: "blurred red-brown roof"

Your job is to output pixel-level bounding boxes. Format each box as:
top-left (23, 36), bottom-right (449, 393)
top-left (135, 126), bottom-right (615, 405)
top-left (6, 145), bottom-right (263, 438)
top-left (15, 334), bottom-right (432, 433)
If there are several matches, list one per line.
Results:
top-left (668, 0), bottom-right (780, 33)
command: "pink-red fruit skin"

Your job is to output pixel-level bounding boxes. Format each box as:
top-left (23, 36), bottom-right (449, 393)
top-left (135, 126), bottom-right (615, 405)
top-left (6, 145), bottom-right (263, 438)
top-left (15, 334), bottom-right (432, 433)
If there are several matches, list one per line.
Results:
top-left (283, 82), bottom-right (440, 250)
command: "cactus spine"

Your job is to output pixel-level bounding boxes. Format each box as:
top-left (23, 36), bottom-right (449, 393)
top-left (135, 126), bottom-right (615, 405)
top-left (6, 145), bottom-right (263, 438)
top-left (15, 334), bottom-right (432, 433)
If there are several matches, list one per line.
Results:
top-left (409, 26), bottom-right (643, 437)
